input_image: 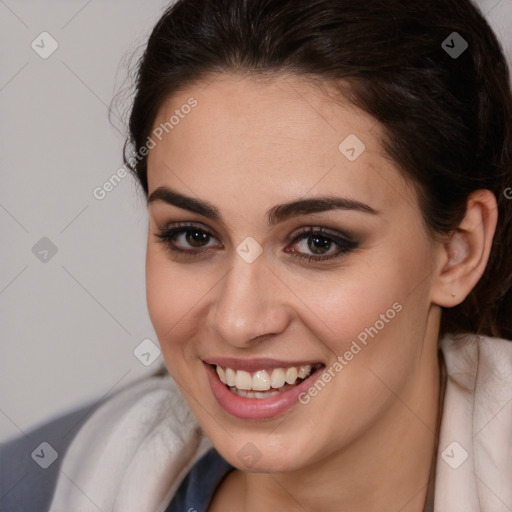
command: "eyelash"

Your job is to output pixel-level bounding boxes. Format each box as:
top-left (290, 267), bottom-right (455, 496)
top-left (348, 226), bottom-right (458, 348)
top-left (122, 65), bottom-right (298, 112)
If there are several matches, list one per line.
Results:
top-left (154, 222), bottom-right (359, 263)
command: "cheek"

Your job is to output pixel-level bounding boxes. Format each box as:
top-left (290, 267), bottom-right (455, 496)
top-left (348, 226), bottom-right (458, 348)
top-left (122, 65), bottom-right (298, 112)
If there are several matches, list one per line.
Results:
top-left (301, 246), bottom-right (432, 365)
top-left (300, 269), bottom-right (401, 349)
top-left (145, 248), bottom-right (205, 353)
top-left (287, 255), bottom-right (433, 447)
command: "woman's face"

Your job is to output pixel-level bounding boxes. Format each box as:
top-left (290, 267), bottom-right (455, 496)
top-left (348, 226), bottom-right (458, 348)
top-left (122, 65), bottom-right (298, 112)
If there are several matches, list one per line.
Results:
top-left (145, 73), bottom-right (443, 472)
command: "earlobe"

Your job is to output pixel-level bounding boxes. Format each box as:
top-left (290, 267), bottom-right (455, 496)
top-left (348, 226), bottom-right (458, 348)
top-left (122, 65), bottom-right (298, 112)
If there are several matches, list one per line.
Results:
top-left (431, 189), bottom-right (498, 308)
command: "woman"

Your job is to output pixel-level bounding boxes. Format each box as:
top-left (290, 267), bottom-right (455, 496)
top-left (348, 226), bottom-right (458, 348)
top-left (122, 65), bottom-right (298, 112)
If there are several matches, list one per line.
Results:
top-left (2, 0), bottom-right (511, 510)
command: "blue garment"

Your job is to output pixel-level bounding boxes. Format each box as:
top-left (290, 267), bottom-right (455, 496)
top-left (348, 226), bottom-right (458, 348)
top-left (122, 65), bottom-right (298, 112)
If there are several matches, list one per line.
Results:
top-left (166, 448), bottom-right (234, 512)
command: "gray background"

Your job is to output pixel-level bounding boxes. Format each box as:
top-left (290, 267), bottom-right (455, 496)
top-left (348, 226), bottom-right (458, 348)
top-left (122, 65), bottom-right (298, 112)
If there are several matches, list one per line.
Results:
top-left (1, 0), bottom-right (511, 443)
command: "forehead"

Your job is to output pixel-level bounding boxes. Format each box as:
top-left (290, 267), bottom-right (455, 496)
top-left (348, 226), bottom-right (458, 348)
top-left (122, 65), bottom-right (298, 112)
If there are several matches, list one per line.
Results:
top-left (146, 73), bottom-right (415, 221)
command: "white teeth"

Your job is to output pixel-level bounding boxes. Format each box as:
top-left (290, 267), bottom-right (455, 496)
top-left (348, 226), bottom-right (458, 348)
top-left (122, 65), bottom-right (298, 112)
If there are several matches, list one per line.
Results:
top-left (298, 364), bottom-right (312, 379)
top-left (231, 388), bottom-right (281, 399)
top-left (235, 370), bottom-right (252, 390)
top-left (225, 368), bottom-right (236, 386)
top-left (285, 367), bottom-right (298, 385)
top-left (215, 364), bottom-right (315, 392)
top-left (270, 368), bottom-right (286, 388)
top-left (216, 366), bottom-right (226, 383)
top-left (252, 370), bottom-right (271, 391)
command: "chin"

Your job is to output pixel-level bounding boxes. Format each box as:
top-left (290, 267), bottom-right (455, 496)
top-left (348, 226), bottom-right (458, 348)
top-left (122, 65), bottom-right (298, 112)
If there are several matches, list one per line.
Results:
top-left (207, 428), bottom-right (318, 473)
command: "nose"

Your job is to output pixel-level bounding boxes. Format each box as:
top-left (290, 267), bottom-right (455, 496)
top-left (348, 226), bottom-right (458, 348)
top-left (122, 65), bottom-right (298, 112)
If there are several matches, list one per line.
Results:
top-left (207, 253), bottom-right (291, 348)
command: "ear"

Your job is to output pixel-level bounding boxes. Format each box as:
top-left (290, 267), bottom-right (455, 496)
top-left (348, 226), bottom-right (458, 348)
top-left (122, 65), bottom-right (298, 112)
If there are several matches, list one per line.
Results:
top-left (431, 189), bottom-right (498, 308)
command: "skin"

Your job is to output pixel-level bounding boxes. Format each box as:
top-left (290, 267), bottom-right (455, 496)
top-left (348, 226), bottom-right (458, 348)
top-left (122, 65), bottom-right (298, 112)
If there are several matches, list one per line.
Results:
top-left (145, 73), bottom-right (497, 511)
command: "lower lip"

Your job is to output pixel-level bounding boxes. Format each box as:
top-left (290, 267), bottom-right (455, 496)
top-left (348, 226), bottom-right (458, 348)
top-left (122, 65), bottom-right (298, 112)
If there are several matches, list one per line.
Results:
top-left (204, 363), bottom-right (324, 420)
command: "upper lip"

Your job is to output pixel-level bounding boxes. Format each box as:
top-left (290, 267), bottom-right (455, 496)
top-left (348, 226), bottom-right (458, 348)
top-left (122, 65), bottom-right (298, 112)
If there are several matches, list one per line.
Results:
top-left (202, 357), bottom-right (324, 372)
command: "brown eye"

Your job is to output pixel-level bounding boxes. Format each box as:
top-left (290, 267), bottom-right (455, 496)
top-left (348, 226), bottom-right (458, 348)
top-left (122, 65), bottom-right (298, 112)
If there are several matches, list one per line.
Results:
top-left (286, 227), bottom-right (359, 263)
top-left (155, 223), bottom-right (359, 263)
top-left (154, 222), bottom-right (220, 255)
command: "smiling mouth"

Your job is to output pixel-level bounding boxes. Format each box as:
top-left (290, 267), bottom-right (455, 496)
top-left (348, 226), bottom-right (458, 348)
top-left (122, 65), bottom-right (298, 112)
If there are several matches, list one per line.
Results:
top-left (211, 363), bottom-right (325, 399)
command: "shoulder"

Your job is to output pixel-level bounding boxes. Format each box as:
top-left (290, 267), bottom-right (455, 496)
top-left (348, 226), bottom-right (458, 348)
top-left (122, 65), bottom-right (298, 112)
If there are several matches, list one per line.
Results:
top-left (0, 372), bottom-right (194, 512)
top-left (440, 332), bottom-right (512, 382)
top-left (436, 333), bottom-right (512, 505)
top-left (46, 373), bottom-right (206, 512)
top-left (0, 396), bottom-right (106, 512)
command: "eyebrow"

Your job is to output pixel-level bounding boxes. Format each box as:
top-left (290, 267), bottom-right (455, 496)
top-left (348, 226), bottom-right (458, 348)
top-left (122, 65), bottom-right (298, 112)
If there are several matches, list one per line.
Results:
top-left (147, 186), bottom-right (380, 225)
